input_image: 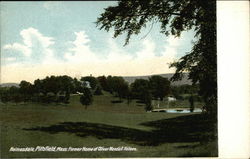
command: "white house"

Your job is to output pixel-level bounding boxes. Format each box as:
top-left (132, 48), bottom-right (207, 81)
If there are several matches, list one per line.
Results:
top-left (82, 81), bottom-right (91, 89)
top-left (167, 96), bottom-right (176, 102)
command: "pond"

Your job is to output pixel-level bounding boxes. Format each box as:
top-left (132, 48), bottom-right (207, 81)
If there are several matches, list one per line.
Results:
top-left (166, 108), bottom-right (202, 113)
top-left (152, 108), bottom-right (202, 113)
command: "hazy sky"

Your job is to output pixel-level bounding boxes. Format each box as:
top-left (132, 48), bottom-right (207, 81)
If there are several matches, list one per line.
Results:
top-left (1, 1), bottom-right (195, 83)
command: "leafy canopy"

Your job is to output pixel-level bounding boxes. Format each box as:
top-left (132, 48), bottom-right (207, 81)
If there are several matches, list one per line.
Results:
top-left (80, 88), bottom-right (93, 109)
top-left (96, 0), bottom-right (217, 115)
top-left (96, 0), bottom-right (214, 45)
top-left (149, 75), bottom-right (170, 100)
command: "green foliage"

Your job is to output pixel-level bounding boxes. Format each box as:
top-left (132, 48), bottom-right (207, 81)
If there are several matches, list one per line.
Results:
top-left (33, 79), bottom-right (44, 94)
top-left (33, 75), bottom-right (74, 103)
top-left (0, 86), bottom-right (20, 103)
top-left (34, 75), bottom-right (74, 94)
top-left (115, 80), bottom-right (129, 100)
top-left (171, 84), bottom-right (199, 95)
top-left (105, 76), bottom-right (129, 100)
top-left (96, 0), bottom-right (217, 116)
top-left (72, 78), bottom-right (83, 93)
top-left (170, 84), bottom-right (201, 101)
top-left (45, 92), bottom-right (56, 103)
top-left (30, 76), bottom-right (73, 104)
top-left (143, 91), bottom-right (153, 112)
top-left (189, 95), bottom-right (194, 112)
top-left (57, 91), bottom-right (70, 104)
top-left (19, 80), bottom-right (33, 94)
top-left (97, 76), bottom-right (109, 92)
top-left (81, 76), bottom-right (98, 90)
top-left (130, 79), bottom-right (152, 110)
top-left (19, 80), bottom-right (34, 102)
top-left (0, 88), bottom-right (10, 103)
top-left (12, 93), bottom-right (23, 104)
top-left (80, 88), bottom-right (93, 109)
top-left (0, 76), bottom-right (74, 104)
top-left (106, 75), bottom-right (115, 94)
top-left (149, 75), bottom-right (170, 100)
top-left (131, 79), bottom-right (150, 101)
top-left (126, 88), bottom-right (133, 105)
top-left (94, 85), bottom-right (103, 95)
top-left (64, 91), bottom-right (70, 104)
top-left (96, 0), bottom-right (212, 45)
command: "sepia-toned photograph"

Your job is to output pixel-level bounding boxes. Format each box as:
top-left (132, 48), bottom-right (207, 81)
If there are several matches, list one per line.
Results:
top-left (0, 1), bottom-right (219, 158)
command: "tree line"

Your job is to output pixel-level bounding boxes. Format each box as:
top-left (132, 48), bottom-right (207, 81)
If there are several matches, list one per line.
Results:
top-left (0, 75), bottom-right (171, 109)
top-left (0, 74), bottom-right (201, 111)
top-left (0, 75), bottom-right (74, 104)
top-left (0, 75), bottom-right (101, 104)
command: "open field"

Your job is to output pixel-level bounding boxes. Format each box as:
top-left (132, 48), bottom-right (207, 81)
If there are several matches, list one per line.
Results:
top-left (0, 92), bottom-right (217, 158)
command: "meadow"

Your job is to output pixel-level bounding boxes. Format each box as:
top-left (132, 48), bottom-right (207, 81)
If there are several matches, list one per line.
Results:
top-left (0, 92), bottom-right (217, 158)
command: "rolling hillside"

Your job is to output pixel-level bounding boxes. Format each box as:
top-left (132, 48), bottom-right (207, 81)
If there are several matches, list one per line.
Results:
top-left (0, 83), bottom-right (19, 88)
top-left (123, 73), bottom-right (192, 85)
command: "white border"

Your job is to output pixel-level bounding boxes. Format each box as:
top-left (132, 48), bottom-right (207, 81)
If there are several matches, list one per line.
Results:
top-left (218, 1), bottom-right (250, 158)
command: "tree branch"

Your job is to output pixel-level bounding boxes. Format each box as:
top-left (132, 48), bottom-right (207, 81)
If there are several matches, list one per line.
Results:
top-left (122, 12), bottom-right (181, 17)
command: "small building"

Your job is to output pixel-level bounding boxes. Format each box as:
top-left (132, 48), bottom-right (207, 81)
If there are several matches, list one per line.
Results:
top-left (82, 81), bottom-right (91, 89)
top-left (76, 91), bottom-right (83, 95)
top-left (167, 96), bottom-right (176, 102)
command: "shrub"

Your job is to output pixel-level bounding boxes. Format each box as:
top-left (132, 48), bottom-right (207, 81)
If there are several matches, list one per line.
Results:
top-left (189, 95), bottom-right (194, 112)
top-left (143, 92), bottom-right (153, 112)
top-left (94, 85), bottom-right (103, 95)
top-left (80, 88), bottom-right (93, 109)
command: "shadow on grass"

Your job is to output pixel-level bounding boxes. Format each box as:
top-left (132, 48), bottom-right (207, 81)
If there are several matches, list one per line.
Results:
top-left (111, 100), bottom-right (123, 103)
top-left (135, 100), bottom-right (145, 106)
top-left (136, 100), bottom-right (144, 104)
top-left (140, 114), bottom-right (217, 144)
top-left (23, 114), bottom-right (217, 147)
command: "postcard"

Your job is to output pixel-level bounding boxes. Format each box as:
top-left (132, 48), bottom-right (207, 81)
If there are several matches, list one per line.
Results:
top-left (0, 1), bottom-right (248, 158)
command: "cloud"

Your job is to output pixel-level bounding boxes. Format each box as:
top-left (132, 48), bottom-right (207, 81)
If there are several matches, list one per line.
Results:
top-left (3, 27), bottom-right (55, 62)
top-left (3, 43), bottom-right (31, 57)
top-left (20, 28), bottom-right (54, 48)
top-left (167, 35), bottom-right (182, 47)
top-left (105, 37), bottom-right (134, 62)
top-left (1, 29), bottom-right (190, 83)
top-left (161, 35), bottom-right (186, 60)
top-left (64, 31), bottom-right (98, 63)
top-left (135, 39), bottom-right (156, 59)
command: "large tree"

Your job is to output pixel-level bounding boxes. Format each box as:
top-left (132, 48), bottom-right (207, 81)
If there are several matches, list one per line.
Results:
top-left (131, 79), bottom-right (151, 102)
top-left (96, 0), bottom-right (217, 116)
top-left (109, 76), bottom-right (129, 101)
top-left (97, 76), bottom-right (109, 92)
top-left (149, 75), bottom-right (170, 100)
top-left (19, 80), bottom-right (34, 102)
top-left (80, 88), bottom-right (93, 109)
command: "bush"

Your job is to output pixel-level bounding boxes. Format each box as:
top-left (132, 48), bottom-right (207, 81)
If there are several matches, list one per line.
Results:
top-left (0, 93), bottom-right (11, 103)
top-left (143, 92), bottom-right (152, 111)
top-left (94, 85), bottom-right (103, 95)
top-left (189, 95), bottom-right (194, 112)
top-left (145, 103), bottom-right (153, 112)
top-left (80, 88), bottom-right (93, 109)
top-left (63, 91), bottom-right (70, 104)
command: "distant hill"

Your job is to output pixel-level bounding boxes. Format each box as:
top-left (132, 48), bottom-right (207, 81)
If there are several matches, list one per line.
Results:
top-left (123, 73), bottom-right (192, 86)
top-left (0, 73), bottom-right (192, 88)
top-left (0, 83), bottom-right (19, 88)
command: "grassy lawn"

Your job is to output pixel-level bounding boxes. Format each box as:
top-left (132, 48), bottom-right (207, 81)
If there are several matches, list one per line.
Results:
top-left (152, 96), bottom-right (204, 109)
top-left (0, 92), bottom-right (217, 158)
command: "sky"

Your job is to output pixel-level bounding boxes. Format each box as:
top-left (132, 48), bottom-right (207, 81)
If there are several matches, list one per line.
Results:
top-left (0, 1), bottom-right (195, 83)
